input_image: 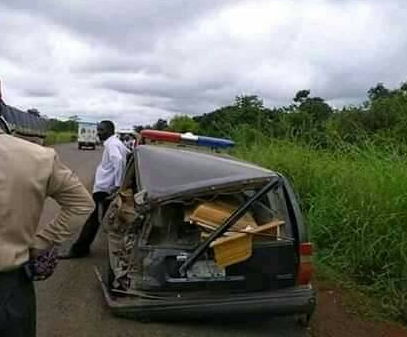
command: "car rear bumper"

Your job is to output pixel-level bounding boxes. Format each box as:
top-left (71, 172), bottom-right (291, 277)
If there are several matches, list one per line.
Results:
top-left (95, 268), bottom-right (316, 320)
top-left (79, 141), bottom-right (96, 145)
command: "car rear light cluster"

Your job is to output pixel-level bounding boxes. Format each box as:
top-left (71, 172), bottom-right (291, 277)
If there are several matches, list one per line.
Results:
top-left (298, 242), bottom-right (312, 285)
top-left (140, 130), bottom-right (235, 149)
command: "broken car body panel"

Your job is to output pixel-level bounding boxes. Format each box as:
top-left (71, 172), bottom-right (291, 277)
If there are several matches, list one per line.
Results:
top-left (100, 144), bottom-right (316, 320)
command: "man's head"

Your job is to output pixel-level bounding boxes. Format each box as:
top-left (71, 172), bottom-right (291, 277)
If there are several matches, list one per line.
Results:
top-left (97, 120), bottom-right (115, 141)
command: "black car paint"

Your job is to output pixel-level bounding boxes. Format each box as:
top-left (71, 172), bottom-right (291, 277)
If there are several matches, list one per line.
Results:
top-left (100, 144), bottom-right (316, 321)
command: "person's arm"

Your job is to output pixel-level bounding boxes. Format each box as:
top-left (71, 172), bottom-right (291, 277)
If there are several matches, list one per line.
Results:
top-left (32, 152), bottom-right (95, 250)
top-left (109, 144), bottom-right (127, 191)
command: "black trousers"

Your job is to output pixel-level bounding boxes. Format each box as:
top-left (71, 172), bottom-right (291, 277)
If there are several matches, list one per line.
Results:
top-left (0, 268), bottom-right (36, 337)
top-left (71, 191), bottom-right (111, 254)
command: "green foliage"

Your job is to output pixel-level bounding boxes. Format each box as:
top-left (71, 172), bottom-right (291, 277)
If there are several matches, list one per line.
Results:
top-left (133, 125), bottom-right (145, 132)
top-left (168, 115), bottom-right (199, 133)
top-left (293, 89), bottom-right (310, 103)
top-left (233, 139), bottom-right (407, 318)
top-left (153, 118), bottom-right (168, 130)
top-left (44, 131), bottom-right (76, 146)
top-left (195, 95), bottom-right (275, 138)
top-left (47, 118), bottom-right (78, 133)
top-left (367, 82), bottom-right (391, 101)
top-left (234, 95), bottom-right (264, 109)
top-left (133, 80), bottom-right (407, 150)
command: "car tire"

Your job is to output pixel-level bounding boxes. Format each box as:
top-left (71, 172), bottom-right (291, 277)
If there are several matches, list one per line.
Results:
top-left (296, 313), bottom-right (312, 327)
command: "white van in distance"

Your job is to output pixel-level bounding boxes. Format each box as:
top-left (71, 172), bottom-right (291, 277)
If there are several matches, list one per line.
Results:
top-left (78, 122), bottom-right (98, 150)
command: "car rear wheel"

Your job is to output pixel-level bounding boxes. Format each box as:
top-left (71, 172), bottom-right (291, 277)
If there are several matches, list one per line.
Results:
top-left (296, 313), bottom-right (312, 327)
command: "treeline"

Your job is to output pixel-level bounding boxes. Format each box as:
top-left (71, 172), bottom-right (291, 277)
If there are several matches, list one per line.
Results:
top-left (47, 115), bottom-right (80, 133)
top-left (137, 81), bottom-right (407, 151)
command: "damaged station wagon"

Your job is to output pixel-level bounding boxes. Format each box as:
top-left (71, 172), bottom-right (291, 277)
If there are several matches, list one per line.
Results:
top-left (96, 130), bottom-right (316, 323)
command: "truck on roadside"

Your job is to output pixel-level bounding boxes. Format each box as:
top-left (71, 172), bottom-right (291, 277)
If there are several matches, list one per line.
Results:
top-left (77, 122), bottom-right (98, 150)
top-left (0, 80), bottom-right (47, 145)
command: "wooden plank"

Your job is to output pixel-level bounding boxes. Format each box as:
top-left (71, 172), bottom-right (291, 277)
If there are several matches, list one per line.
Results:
top-left (209, 220), bottom-right (285, 268)
top-left (190, 200), bottom-right (258, 232)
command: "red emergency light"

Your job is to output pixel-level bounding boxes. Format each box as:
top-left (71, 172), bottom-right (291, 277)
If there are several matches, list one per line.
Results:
top-left (141, 129), bottom-right (181, 142)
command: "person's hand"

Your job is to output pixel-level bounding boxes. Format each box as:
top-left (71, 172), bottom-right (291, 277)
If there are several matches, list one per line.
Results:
top-left (29, 247), bottom-right (46, 260)
top-left (26, 247), bottom-right (59, 281)
top-left (106, 187), bottom-right (120, 201)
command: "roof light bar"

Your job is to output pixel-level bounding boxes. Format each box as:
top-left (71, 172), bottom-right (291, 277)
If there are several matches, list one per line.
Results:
top-left (140, 129), bottom-right (181, 142)
top-left (197, 136), bottom-right (235, 149)
top-left (140, 129), bottom-right (235, 148)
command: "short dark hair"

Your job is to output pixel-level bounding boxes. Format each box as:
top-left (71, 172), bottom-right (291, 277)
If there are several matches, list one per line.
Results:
top-left (100, 120), bottom-right (115, 134)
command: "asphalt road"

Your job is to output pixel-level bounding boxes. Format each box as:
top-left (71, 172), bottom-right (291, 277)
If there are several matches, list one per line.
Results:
top-left (36, 143), bottom-right (308, 337)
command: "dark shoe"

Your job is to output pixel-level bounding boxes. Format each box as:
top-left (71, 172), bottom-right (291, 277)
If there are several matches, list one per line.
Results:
top-left (58, 249), bottom-right (90, 260)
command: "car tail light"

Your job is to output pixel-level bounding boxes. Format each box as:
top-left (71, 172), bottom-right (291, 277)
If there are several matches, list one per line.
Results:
top-left (298, 242), bottom-right (312, 285)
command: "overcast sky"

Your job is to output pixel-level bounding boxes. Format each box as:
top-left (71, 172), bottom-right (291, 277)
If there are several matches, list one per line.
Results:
top-left (1, 0), bottom-right (407, 127)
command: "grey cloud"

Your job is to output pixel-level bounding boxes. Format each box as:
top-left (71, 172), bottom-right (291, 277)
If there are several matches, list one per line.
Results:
top-left (1, 0), bottom-right (407, 127)
top-left (73, 54), bottom-right (147, 74)
top-left (24, 88), bottom-right (57, 98)
top-left (1, 0), bottom-right (245, 52)
top-left (100, 76), bottom-right (230, 99)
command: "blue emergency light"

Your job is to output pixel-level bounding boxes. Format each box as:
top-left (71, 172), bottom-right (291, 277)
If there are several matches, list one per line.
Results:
top-left (196, 136), bottom-right (235, 148)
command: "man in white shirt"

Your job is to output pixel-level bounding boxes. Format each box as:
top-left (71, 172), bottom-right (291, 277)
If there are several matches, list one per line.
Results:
top-left (61, 120), bottom-right (129, 259)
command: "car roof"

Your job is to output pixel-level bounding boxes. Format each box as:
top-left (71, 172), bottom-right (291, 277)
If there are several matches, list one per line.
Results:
top-left (136, 145), bottom-right (277, 201)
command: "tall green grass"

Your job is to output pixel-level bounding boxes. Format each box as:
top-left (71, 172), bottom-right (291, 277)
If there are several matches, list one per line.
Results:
top-left (233, 133), bottom-right (407, 318)
top-left (44, 131), bottom-right (77, 146)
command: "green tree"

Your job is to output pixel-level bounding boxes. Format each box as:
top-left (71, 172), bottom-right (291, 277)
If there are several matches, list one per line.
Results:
top-left (133, 125), bottom-right (144, 132)
top-left (367, 83), bottom-right (391, 101)
top-left (293, 89), bottom-right (310, 103)
top-left (234, 95), bottom-right (264, 109)
top-left (400, 81), bottom-right (407, 93)
top-left (168, 115), bottom-right (199, 133)
top-left (298, 96), bottom-right (333, 122)
top-left (153, 118), bottom-right (168, 130)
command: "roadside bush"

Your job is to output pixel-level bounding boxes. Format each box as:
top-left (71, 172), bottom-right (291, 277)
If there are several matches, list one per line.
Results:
top-left (44, 131), bottom-right (76, 146)
top-left (233, 138), bottom-right (407, 318)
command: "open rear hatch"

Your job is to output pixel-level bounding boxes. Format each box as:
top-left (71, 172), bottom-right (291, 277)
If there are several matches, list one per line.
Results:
top-left (105, 173), bottom-right (299, 295)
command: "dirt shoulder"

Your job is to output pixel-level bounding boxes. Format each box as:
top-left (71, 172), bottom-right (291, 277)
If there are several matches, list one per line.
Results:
top-left (309, 272), bottom-right (407, 337)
